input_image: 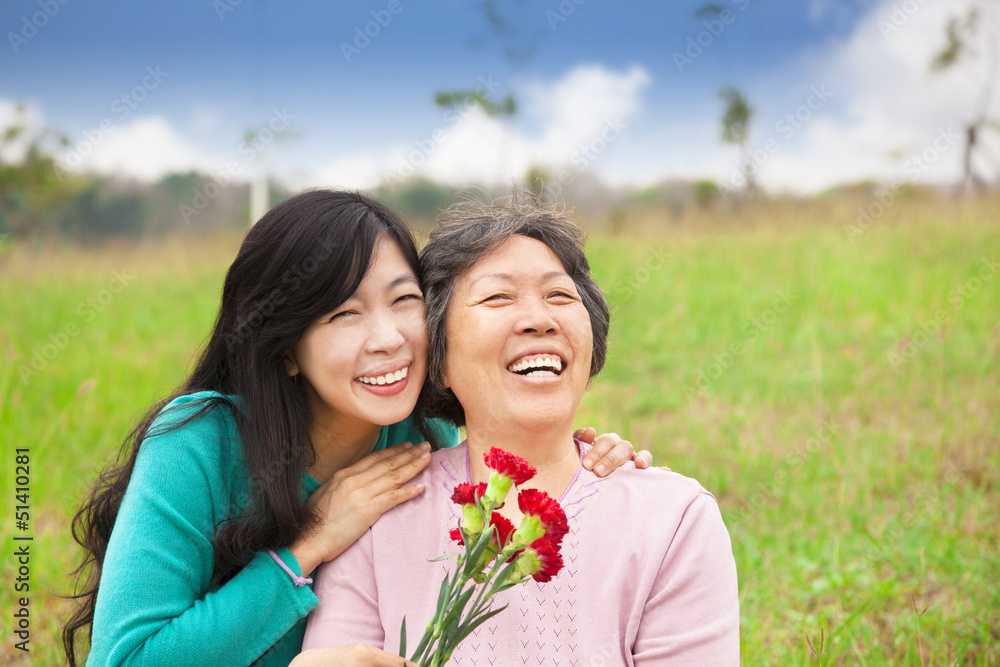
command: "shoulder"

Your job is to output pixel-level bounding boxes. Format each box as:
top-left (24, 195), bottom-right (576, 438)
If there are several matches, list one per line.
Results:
top-left (138, 391), bottom-right (244, 482)
top-left (577, 454), bottom-right (723, 545)
top-left (604, 464), bottom-right (709, 505)
top-left (120, 392), bottom-right (248, 528)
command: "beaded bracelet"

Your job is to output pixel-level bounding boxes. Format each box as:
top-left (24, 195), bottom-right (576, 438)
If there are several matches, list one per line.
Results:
top-left (268, 550), bottom-right (313, 586)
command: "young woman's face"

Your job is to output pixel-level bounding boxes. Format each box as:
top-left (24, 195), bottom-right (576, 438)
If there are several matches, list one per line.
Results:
top-left (288, 237), bottom-right (428, 431)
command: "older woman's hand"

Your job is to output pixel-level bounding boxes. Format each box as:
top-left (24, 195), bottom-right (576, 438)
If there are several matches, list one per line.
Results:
top-left (574, 427), bottom-right (658, 477)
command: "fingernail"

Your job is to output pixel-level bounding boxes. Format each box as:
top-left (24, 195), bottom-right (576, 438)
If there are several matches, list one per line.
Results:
top-left (403, 442), bottom-right (413, 448)
top-left (595, 463), bottom-right (606, 475)
top-left (419, 442), bottom-right (431, 451)
top-left (420, 451), bottom-right (430, 459)
top-left (582, 459), bottom-right (593, 470)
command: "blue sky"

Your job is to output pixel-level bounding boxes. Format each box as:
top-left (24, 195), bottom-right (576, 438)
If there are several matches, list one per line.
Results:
top-left (2, 0), bottom-right (995, 192)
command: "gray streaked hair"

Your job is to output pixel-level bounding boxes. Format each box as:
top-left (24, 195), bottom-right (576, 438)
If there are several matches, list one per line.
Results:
top-left (418, 190), bottom-right (610, 427)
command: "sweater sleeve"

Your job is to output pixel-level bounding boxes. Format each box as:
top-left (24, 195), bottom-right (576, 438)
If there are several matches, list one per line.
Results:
top-left (87, 408), bottom-right (318, 667)
top-left (632, 492), bottom-right (740, 666)
top-left (300, 529), bottom-right (385, 651)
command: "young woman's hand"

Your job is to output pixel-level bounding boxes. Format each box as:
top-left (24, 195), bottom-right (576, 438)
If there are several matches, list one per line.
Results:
top-left (574, 427), bottom-right (658, 477)
top-left (290, 645), bottom-right (420, 666)
top-left (289, 441), bottom-right (432, 575)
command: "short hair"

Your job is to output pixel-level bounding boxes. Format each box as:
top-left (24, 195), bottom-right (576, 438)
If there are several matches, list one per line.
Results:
top-left (418, 190), bottom-right (610, 426)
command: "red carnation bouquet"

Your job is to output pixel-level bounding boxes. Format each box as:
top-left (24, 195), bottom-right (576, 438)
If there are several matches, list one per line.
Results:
top-left (398, 447), bottom-right (567, 666)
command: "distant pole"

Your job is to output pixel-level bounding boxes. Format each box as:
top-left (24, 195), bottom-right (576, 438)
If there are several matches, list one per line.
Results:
top-left (250, 159), bottom-right (268, 227)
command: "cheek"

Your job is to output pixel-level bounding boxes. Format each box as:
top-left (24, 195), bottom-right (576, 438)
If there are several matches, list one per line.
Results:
top-left (569, 313), bottom-right (594, 369)
top-left (312, 329), bottom-right (363, 375)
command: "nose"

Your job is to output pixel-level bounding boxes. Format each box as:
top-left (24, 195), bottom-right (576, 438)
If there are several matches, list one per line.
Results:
top-left (365, 312), bottom-right (406, 354)
top-left (516, 297), bottom-right (559, 335)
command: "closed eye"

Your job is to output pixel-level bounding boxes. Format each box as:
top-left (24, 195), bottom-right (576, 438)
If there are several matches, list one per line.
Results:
top-left (481, 294), bottom-right (512, 303)
top-left (395, 293), bottom-right (423, 304)
top-left (327, 311), bottom-right (350, 322)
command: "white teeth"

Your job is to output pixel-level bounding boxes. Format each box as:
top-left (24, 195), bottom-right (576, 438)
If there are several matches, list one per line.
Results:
top-left (505, 355), bottom-right (563, 374)
top-left (358, 366), bottom-right (408, 385)
top-left (525, 370), bottom-right (557, 377)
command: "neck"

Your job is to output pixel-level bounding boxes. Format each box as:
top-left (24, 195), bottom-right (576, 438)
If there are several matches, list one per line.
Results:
top-left (466, 420), bottom-right (580, 501)
top-left (306, 407), bottom-right (382, 485)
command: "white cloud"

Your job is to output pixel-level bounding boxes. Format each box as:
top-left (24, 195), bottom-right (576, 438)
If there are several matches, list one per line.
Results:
top-left (308, 64), bottom-right (652, 189)
top-left (757, 0), bottom-right (1000, 192)
top-left (57, 116), bottom-right (215, 181)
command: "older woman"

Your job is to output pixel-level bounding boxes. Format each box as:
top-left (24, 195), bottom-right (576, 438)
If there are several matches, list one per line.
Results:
top-left (302, 194), bottom-right (740, 664)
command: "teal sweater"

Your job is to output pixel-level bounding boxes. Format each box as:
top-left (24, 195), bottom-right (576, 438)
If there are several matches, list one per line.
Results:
top-left (87, 391), bottom-right (459, 667)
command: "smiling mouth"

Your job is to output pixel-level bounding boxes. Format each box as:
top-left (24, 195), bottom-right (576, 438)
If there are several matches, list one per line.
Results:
top-left (356, 365), bottom-right (409, 386)
top-left (506, 354), bottom-right (564, 378)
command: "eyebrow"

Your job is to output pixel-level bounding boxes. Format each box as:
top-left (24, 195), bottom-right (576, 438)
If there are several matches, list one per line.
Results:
top-left (470, 271), bottom-right (568, 286)
top-left (389, 274), bottom-right (420, 288)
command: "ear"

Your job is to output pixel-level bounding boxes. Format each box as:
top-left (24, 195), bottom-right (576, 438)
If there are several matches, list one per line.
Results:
top-left (284, 354), bottom-right (300, 378)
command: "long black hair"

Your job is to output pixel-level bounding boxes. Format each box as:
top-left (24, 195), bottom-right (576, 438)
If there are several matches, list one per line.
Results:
top-left (63, 189), bottom-right (437, 665)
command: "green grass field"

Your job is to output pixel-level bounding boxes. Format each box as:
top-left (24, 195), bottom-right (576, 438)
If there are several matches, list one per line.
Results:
top-left (1, 212), bottom-right (998, 665)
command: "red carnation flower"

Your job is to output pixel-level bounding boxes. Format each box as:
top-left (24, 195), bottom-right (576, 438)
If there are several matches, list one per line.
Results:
top-left (451, 482), bottom-right (487, 506)
top-left (451, 512), bottom-right (516, 551)
top-left (516, 488), bottom-right (569, 546)
top-left (490, 512), bottom-right (516, 549)
top-left (528, 537), bottom-right (563, 582)
top-left (511, 536), bottom-right (564, 583)
top-left (484, 448), bottom-right (536, 485)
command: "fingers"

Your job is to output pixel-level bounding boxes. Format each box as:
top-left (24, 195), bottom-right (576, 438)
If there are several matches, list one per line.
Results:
top-left (346, 442), bottom-right (431, 488)
top-left (372, 480), bottom-right (426, 514)
top-left (348, 643), bottom-right (421, 666)
top-left (582, 431), bottom-right (627, 476)
top-left (295, 645), bottom-right (421, 666)
top-left (633, 449), bottom-right (654, 469)
top-left (349, 440), bottom-right (417, 474)
top-left (574, 426), bottom-right (597, 444)
top-left (363, 442), bottom-right (432, 493)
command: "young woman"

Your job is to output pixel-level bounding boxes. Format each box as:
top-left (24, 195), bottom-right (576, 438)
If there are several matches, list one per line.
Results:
top-left (65, 190), bottom-right (649, 667)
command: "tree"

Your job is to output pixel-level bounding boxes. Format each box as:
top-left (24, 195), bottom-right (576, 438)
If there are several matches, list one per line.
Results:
top-left (718, 87), bottom-right (755, 195)
top-left (931, 6), bottom-right (999, 194)
top-left (0, 105), bottom-right (82, 238)
top-left (432, 1), bottom-right (540, 183)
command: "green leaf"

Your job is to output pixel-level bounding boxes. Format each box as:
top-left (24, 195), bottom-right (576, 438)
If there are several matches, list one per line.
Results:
top-left (439, 586), bottom-right (477, 630)
top-left (427, 551), bottom-right (462, 563)
top-left (487, 559), bottom-right (521, 596)
top-left (399, 616), bottom-right (407, 658)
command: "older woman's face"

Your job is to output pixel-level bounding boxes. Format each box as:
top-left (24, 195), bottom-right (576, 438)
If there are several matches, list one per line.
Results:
top-left (442, 235), bottom-right (593, 435)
